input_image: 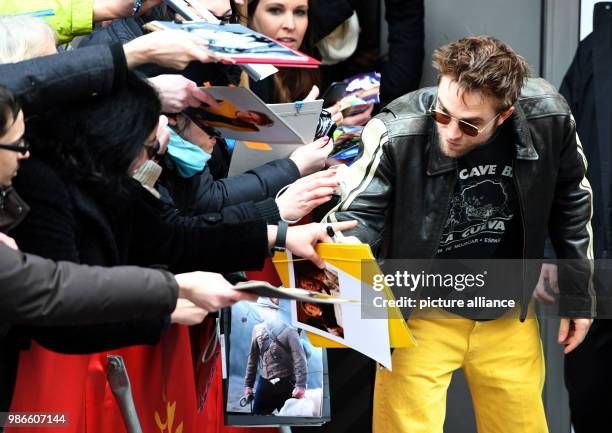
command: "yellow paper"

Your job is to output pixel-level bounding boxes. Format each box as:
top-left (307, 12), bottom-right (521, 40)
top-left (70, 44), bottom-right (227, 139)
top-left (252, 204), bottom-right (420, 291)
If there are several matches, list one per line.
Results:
top-left (272, 243), bottom-right (416, 348)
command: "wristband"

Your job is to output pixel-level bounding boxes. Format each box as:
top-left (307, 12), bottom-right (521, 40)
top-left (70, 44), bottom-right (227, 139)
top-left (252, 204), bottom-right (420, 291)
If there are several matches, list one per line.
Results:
top-left (132, 0), bottom-right (143, 15)
top-left (273, 220), bottom-right (289, 252)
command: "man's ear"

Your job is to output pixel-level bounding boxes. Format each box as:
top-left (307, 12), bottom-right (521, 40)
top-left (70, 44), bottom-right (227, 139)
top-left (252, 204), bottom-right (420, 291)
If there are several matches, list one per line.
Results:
top-left (497, 106), bottom-right (515, 125)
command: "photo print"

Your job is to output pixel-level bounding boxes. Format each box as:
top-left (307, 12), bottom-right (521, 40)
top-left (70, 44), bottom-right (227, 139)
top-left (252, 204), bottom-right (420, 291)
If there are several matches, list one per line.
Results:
top-left (223, 298), bottom-right (328, 426)
top-left (292, 259), bottom-right (345, 339)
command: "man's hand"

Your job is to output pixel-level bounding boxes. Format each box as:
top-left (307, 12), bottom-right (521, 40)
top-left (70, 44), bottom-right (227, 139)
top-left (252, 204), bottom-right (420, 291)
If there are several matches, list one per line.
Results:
top-left (276, 169), bottom-right (338, 222)
top-left (292, 386), bottom-right (305, 399)
top-left (170, 298), bottom-right (207, 325)
top-left (268, 220), bottom-right (358, 268)
top-left (0, 233), bottom-right (18, 250)
top-left (93, 0), bottom-right (163, 22)
top-left (175, 272), bottom-right (257, 313)
top-left (558, 317), bottom-right (593, 354)
top-left (149, 75), bottom-right (220, 113)
top-left (123, 31), bottom-right (222, 70)
top-left (289, 136), bottom-right (334, 176)
top-left (243, 387), bottom-right (254, 398)
top-left (533, 263), bottom-right (559, 304)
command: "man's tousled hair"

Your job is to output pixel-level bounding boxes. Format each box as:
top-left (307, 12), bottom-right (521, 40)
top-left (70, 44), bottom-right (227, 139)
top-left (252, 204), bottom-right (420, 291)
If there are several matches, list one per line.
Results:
top-left (432, 36), bottom-right (531, 110)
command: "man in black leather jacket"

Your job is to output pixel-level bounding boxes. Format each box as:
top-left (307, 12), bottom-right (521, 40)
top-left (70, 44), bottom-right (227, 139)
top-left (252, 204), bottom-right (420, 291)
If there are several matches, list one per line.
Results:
top-left (324, 36), bottom-right (594, 433)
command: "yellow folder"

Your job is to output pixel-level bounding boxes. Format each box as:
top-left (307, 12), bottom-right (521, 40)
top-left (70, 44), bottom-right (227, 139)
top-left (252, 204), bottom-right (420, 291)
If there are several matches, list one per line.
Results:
top-left (272, 243), bottom-right (415, 348)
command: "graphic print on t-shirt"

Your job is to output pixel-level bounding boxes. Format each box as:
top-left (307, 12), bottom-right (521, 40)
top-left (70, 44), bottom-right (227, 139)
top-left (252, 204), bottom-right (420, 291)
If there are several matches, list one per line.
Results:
top-left (437, 161), bottom-right (517, 257)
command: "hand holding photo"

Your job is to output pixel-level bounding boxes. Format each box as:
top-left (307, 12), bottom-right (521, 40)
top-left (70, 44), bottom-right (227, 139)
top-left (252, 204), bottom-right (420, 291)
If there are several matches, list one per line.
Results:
top-left (143, 21), bottom-right (321, 67)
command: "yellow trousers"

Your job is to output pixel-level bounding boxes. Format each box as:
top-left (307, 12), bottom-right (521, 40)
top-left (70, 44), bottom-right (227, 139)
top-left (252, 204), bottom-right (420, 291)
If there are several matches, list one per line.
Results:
top-left (373, 310), bottom-right (548, 433)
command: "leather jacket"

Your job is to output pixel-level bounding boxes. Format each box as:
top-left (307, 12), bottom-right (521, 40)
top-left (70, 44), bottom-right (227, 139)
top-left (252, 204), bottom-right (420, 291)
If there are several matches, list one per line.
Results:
top-left (244, 320), bottom-right (307, 389)
top-left (325, 78), bottom-right (595, 319)
top-left (0, 187), bottom-right (29, 232)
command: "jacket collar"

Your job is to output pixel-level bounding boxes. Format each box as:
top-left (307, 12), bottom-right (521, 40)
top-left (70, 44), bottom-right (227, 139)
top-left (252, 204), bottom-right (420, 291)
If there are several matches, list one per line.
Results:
top-left (426, 99), bottom-right (539, 175)
top-left (508, 102), bottom-right (540, 161)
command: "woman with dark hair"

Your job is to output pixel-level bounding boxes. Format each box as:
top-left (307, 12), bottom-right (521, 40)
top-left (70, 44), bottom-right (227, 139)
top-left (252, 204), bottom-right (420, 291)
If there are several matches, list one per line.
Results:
top-left (247, 0), bottom-right (321, 103)
top-left (11, 71), bottom-right (271, 347)
top-left (13, 71), bottom-right (332, 273)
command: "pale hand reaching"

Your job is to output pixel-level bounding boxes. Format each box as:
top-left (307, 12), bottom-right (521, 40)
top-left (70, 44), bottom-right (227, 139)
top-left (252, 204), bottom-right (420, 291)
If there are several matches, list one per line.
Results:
top-left (276, 169), bottom-right (339, 222)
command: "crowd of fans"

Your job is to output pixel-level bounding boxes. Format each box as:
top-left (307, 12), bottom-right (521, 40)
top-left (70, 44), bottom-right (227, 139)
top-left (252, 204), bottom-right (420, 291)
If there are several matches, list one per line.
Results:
top-left (0, 0), bottom-right (426, 430)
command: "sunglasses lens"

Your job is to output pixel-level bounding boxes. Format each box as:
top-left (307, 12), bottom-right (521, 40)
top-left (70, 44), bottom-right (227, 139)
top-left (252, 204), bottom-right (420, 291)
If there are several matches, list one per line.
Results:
top-left (459, 122), bottom-right (479, 137)
top-left (432, 110), bottom-right (451, 125)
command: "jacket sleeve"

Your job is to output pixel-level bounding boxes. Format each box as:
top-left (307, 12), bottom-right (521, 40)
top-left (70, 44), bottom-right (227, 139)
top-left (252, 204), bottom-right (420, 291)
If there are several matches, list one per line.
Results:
top-left (130, 182), bottom-right (269, 274)
top-left (0, 44), bottom-right (127, 117)
top-left (0, 245), bottom-right (178, 326)
top-left (244, 328), bottom-right (260, 388)
top-left (189, 159), bottom-right (300, 214)
top-left (78, 15), bottom-right (144, 46)
top-left (322, 117), bottom-right (395, 256)
top-left (287, 330), bottom-right (307, 389)
top-left (0, 0), bottom-right (94, 43)
top-left (160, 193), bottom-right (281, 227)
top-left (380, 0), bottom-right (425, 106)
top-left (548, 114), bottom-right (596, 317)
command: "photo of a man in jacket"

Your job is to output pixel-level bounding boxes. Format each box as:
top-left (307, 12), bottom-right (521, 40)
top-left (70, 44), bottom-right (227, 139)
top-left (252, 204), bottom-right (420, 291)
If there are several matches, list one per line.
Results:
top-left (243, 297), bottom-right (308, 415)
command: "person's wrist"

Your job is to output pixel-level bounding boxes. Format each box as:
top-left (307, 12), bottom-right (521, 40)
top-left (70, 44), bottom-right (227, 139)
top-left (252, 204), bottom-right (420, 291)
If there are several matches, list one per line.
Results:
top-left (174, 274), bottom-right (194, 301)
top-left (92, 5), bottom-right (112, 22)
top-left (123, 39), bottom-right (150, 69)
top-left (288, 155), bottom-right (305, 175)
top-left (267, 225), bottom-right (278, 249)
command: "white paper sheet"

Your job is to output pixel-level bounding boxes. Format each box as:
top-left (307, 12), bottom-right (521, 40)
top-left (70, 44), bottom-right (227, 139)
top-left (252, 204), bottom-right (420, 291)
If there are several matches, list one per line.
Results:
top-left (287, 254), bottom-right (392, 369)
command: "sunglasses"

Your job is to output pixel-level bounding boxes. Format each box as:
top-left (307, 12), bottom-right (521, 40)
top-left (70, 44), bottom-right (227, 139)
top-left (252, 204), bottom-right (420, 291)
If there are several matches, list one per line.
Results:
top-left (429, 99), bottom-right (500, 137)
top-left (0, 137), bottom-right (30, 154)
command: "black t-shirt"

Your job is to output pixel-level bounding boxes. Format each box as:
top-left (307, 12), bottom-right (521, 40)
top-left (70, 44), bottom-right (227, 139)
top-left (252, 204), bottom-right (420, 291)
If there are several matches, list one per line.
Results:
top-left (437, 126), bottom-right (521, 259)
top-left (431, 125), bottom-right (523, 319)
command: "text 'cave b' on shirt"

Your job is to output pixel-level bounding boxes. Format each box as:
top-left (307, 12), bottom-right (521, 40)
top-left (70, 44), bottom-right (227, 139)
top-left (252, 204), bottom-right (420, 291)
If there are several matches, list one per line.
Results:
top-left (436, 123), bottom-right (522, 260)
